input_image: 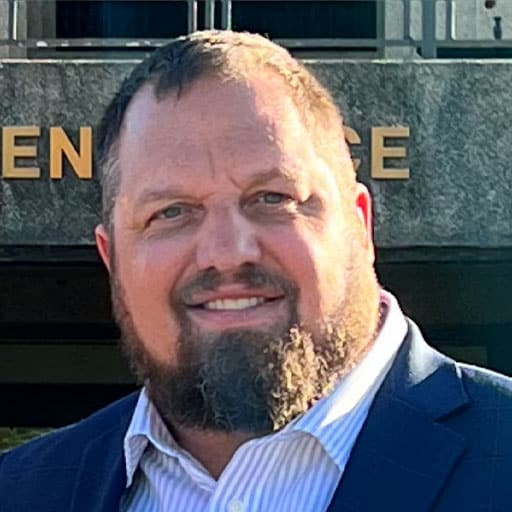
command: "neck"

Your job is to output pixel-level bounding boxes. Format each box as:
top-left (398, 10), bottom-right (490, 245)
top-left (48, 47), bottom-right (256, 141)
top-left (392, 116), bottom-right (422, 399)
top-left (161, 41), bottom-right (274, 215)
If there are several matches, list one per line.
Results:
top-left (171, 427), bottom-right (262, 479)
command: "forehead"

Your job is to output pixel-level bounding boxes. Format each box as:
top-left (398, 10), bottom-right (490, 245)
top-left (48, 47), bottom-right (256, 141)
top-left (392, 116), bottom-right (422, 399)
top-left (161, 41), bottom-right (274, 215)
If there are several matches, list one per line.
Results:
top-left (117, 74), bottom-right (321, 191)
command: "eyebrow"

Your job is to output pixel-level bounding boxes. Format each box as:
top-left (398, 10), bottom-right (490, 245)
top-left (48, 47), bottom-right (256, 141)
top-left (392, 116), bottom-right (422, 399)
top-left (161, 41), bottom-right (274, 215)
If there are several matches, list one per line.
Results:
top-left (134, 186), bottom-right (187, 209)
top-left (237, 168), bottom-right (294, 188)
top-left (134, 168), bottom-right (295, 208)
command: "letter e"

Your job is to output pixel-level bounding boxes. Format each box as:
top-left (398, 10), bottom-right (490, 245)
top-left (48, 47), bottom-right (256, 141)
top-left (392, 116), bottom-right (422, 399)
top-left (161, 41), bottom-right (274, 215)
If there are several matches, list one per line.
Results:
top-left (2, 126), bottom-right (41, 179)
top-left (371, 126), bottom-right (410, 179)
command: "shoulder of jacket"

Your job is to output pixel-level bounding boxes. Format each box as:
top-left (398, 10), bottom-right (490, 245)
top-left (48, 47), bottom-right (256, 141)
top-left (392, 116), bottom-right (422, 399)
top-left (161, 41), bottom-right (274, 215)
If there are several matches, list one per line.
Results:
top-left (457, 362), bottom-right (512, 404)
top-left (0, 391), bottom-right (139, 474)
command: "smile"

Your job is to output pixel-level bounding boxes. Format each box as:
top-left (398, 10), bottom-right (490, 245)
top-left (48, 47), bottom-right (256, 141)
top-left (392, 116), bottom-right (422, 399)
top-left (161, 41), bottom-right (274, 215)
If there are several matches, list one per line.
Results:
top-left (185, 293), bottom-right (286, 330)
top-left (203, 297), bottom-right (267, 310)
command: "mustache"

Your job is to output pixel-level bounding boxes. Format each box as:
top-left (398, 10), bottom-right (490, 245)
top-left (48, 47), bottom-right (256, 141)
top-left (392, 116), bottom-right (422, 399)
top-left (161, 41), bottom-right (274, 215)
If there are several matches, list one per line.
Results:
top-left (176, 264), bottom-right (298, 304)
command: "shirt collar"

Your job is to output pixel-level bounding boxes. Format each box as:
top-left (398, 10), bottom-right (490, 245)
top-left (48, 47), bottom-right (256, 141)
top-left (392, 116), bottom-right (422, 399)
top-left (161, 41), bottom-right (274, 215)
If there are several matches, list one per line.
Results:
top-left (123, 289), bottom-right (407, 483)
top-left (124, 388), bottom-right (184, 487)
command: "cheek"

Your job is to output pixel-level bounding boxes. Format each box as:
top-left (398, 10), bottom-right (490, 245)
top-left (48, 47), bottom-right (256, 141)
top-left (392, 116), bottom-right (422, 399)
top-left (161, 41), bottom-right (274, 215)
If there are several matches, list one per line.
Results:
top-left (114, 237), bottom-right (189, 364)
top-left (263, 225), bottom-right (348, 325)
top-left (118, 240), bottom-right (174, 299)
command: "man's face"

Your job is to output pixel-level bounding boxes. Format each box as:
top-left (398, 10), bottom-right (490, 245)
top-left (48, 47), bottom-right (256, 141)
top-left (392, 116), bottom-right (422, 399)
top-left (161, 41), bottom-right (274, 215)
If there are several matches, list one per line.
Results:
top-left (96, 73), bottom-right (379, 432)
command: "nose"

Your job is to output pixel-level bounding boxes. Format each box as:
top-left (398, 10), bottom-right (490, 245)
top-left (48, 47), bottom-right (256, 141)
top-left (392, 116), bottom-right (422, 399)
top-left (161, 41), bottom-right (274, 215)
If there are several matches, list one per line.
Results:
top-left (195, 206), bottom-right (262, 272)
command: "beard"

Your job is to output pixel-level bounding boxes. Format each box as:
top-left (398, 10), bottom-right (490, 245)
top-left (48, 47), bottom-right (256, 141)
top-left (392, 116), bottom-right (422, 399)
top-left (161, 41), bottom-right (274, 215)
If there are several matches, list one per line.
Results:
top-left (111, 258), bottom-right (379, 435)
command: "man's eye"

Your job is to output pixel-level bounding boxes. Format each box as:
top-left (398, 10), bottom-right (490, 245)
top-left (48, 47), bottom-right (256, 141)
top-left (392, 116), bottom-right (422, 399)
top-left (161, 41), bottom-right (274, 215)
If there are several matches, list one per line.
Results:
top-left (156, 205), bottom-right (185, 219)
top-left (258, 192), bottom-right (290, 205)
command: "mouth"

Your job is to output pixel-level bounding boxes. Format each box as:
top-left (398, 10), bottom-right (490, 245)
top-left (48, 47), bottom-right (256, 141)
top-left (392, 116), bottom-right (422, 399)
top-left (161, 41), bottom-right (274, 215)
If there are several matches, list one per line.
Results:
top-left (201, 296), bottom-right (277, 310)
top-left (184, 292), bottom-right (287, 329)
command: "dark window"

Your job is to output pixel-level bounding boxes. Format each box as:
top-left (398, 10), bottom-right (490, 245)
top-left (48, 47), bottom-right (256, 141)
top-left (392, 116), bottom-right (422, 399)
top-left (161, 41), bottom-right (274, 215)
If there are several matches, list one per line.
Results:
top-left (56, 0), bottom-right (188, 39)
top-left (56, 1), bottom-right (376, 41)
top-left (231, 1), bottom-right (376, 39)
top-left (436, 47), bottom-right (512, 59)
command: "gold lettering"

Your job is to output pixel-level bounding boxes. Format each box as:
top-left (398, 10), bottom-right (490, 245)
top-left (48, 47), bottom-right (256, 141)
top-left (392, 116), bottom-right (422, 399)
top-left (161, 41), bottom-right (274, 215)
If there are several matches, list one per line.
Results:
top-left (50, 127), bottom-right (92, 179)
top-left (0, 125), bottom-right (412, 182)
top-left (371, 126), bottom-right (410, 179)
top-left (343, 126), bottom-right (361, 172)
top-left (2, 126), bottom-right (41, 179)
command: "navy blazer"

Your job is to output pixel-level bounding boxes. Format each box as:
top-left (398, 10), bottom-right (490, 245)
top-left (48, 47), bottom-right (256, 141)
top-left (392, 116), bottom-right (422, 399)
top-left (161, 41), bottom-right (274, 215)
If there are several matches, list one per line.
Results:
top-left (1, 321), bottom-right (512, 512)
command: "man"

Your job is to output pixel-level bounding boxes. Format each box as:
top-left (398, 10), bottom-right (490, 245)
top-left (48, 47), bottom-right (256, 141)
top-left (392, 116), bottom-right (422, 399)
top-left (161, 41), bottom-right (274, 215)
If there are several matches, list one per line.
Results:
top-left (1, 30), bottom-right (511, 511)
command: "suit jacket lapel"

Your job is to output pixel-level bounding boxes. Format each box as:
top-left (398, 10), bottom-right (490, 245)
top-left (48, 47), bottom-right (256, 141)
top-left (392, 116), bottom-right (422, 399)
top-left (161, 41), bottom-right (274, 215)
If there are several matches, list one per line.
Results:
top-left (70, 394), bottom-right (137, 512)
top-left (328, 321), bottom-right (469, 512)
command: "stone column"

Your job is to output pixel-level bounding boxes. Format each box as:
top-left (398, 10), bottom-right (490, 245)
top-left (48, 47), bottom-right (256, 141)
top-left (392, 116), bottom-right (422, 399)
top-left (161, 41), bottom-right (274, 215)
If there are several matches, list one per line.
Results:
top-left (383, 0), bottom-right (421, 59)
top-left (26, 0), bottom-right (56, 58)
top-left (0, 0), bottom-right (57, 58)
top-left (434, 0), bottom-right (512, 42)
top-left (27, 0), bottom-right (56, 39)
top-left (0, 1), bottom-right (10, 57)
top-left (0, 0), bottom-right (27, 58)
top-left (457, 0), bottom-right (512, 40)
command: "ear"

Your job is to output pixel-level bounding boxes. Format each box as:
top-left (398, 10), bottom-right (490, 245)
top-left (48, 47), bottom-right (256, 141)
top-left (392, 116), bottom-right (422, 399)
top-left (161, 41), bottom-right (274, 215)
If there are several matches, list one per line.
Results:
top-left (354, 183), bottom-right (375, 264)
top-left (95, 224), bottom-right (112, 273)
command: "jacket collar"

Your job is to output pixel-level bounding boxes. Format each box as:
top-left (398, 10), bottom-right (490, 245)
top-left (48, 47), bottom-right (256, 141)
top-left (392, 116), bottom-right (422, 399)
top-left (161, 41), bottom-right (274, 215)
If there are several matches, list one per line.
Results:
top-left (70, 393), bottom-right (138, 512)
top-left (327, 320), bottom-right (469, 512)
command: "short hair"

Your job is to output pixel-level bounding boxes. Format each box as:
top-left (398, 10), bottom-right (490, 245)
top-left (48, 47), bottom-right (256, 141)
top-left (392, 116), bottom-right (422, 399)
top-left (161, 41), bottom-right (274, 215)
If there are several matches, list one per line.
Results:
top-left (96, 30), bottom-right (353, 232)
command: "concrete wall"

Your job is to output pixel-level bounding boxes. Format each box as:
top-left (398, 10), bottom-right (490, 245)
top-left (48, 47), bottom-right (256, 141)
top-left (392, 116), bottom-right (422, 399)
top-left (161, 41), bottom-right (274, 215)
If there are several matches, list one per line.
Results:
top-left (448, 0), bottom-right (512, 40)
top-left (384, 0), bottom-right (512, 40)
top-left (0, 59), bottom-right (510, 251)
top-left (384, 0), bottom-right (512, 58)
top-left (0, 0), bottom-right (27, 58)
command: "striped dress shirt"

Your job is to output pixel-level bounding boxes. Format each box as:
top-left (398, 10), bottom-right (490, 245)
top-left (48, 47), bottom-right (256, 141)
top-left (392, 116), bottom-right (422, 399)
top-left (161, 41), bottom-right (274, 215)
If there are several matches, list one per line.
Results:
top-left (122, 290), bottom-right (407, 512)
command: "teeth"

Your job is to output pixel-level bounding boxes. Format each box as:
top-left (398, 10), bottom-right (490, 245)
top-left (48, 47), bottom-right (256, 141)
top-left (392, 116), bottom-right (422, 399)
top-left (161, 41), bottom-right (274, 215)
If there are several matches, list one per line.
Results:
top-left (204, 297), bottom-right (266, 310)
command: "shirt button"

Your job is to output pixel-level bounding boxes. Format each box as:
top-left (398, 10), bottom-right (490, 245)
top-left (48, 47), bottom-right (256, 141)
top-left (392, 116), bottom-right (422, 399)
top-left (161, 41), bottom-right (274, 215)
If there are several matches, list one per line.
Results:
top-left (227, 499), bottom-right (244, 512)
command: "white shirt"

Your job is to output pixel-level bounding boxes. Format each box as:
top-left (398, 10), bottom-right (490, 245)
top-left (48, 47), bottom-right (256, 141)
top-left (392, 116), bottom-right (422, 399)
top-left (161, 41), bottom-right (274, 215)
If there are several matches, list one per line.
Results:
top-left (122, 290), bottom-right (407, 512)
